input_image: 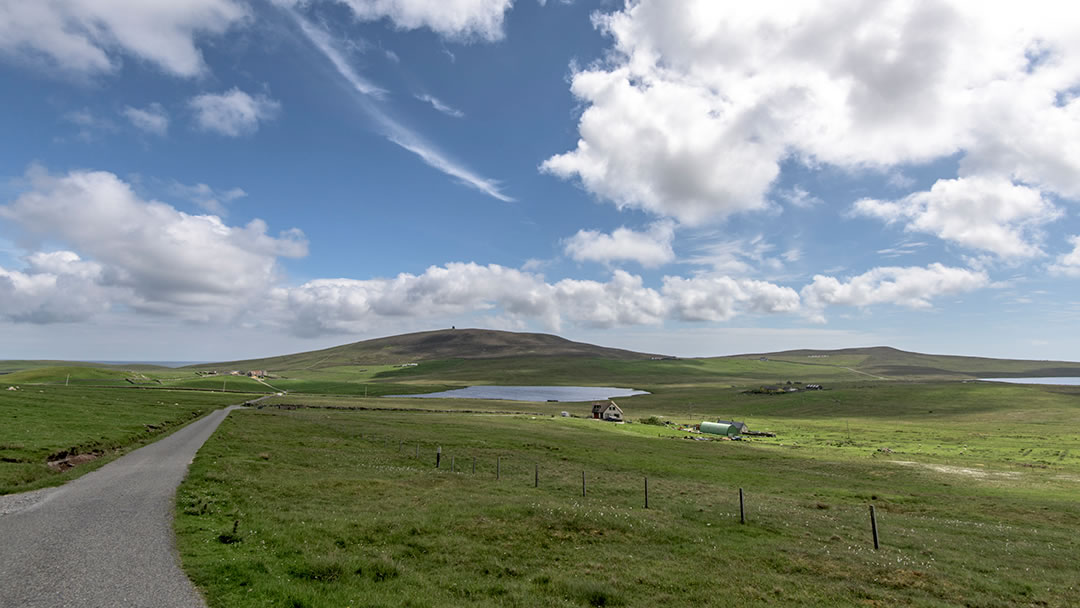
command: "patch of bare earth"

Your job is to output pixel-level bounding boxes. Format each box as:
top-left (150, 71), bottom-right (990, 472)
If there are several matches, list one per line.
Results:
top-left (47, 452), bottom-right (100, 472)
top-left (889, 460), bottom-right (1021, 479)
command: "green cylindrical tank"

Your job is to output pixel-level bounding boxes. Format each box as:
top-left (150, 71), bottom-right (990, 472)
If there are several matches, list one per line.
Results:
top-left (700, 421), bottom-right (739, 437)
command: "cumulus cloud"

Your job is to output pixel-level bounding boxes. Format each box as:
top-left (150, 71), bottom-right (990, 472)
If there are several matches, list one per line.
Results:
top-left (0, 167), bottom-right (307, 320)
top-left (335, 0), bottom-right (513, 41)
top-left (662, 276), bottom-right (800, 322)
top-left (563, 221), bottom-right (675, 267)
top-left (0, 0), bottom-right (247, 77)
top-left (189, 88), bottom-right (281, 137)
top-left (1049, 236), bottom-right (1080, 277)
top-left (0, 252), bottom-right (110, 323)
top-left (268, 261), bottom-right (813, 337)
top-left (853, 176), bottom-right (1061, 258)
top-left (543, 1), bottom-right (1080, 225)
top-left (122, 103), bottom-right (169, 136)
top-left (271, 264), bottom-right (667, 337)
top-left (801, 263), bottom-right (990, 322)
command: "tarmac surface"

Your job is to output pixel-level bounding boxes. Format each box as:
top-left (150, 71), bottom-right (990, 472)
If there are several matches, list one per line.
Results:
top-left (0, 405), bottom-right (243, 608)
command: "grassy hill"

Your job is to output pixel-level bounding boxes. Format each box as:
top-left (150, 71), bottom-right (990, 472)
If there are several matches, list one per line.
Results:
top-left (734, 346), bottom-right (1080, 379)
top-left (190, 328), bottom-right (660, 372)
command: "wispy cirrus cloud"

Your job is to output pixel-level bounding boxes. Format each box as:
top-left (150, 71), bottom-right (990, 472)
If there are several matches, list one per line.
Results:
top-left (287, 9), bottom-right (512, 202)
top-left (415, 93), bottom-right (465, 118)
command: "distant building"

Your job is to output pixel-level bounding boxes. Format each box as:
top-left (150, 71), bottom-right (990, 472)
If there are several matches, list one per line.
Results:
top-left (248, 370), bottom-right (266, 378)
top-left (591, 400), bottom-right (624, 422)
top-left (716, 419), bottom-right (749, 433)
top-left (805, 384), bottom-right (823, 390)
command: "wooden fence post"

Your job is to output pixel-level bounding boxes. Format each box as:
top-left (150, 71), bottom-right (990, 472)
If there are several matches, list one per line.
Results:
top-left (436, 446), bottom-right (441, 469)
top-left (535, 464), bottom-right (539, 488)
top-left (739, 488), bottom-right (745, 524)
top-left (644, 476), bottom-right (649, 509)
top-left (870, 505), bottom-right (880, 550)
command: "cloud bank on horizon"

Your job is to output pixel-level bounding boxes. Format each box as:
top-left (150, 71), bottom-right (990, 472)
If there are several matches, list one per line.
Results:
top-left (0, 0), bottom-right (1078, 359)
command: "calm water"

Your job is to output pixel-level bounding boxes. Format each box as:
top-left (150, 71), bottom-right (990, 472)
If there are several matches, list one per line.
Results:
top-left (391, 385), bottom-right (649, 402)
top-left (979, 377), bottom-right (1080, 386)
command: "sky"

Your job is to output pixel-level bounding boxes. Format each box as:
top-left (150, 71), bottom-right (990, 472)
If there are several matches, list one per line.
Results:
top-left (1, 0), bottom-right (1080, 362)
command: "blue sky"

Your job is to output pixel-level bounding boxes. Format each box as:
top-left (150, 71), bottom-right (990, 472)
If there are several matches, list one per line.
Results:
top-left (1, 0), bottom-right (1079, 361)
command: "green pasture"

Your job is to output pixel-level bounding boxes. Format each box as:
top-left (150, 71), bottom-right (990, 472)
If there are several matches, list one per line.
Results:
top-left (0, 386), bottom-right (253, 494)
top-left (176, 395), bottom-right (1080, 607)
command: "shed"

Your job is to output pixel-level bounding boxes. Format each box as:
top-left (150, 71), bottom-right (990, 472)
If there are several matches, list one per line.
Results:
top-left (700, 421), bottom-right (740, 437)
top-left (591, 400), bottom-right (624, 422)
top-left (716, 419), bottom-right (749, 433)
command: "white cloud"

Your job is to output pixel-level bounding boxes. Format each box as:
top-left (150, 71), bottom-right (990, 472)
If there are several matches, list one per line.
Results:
top-left (543, 1), bottom-right (1080, 225)
top-left (662, 275), bottom-right (800, 322)
top-left (271, 264), bottom-right (666, 336)
top-left (0, 167), bottom-right (307, 321)
top-left (336, 0), bottom-right (513, 41)
top-left (169, 181), bottom-right (247, 216)
top-left (269, 261), bottom-right (808, 337)
top-left (684, 234), bottom-right (785, 274)
top-left (1049, 235), bottom-right (1080, 277)
top-left (0, 252), bottom-right (110, 323)
top-left (122, 103), bottom-right (169, 136)
top-left (0, 0), bottom-right (247, 77)
top-left (61, 108), bottom-right (114, 140)
top-left (189, 88), bottom-right (281, 137)
top-left (289, 12), bottom-right (512, 202)
top-left (415, 93), bottom-right (465, 118)
top-left (777, 186), bottom-right (822, 209)
top-left (853, 176), bottom-right (1061, 258)
top-left (291, 12), bottom-right (387, 98)
top-left (563, 221), bottom-right (675, 267)
top-left (801, 263), bottom-right (990, 322)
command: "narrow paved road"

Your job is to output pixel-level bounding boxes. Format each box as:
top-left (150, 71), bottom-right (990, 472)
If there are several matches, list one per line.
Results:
top-left (0, 405), bottom-right (244, 608)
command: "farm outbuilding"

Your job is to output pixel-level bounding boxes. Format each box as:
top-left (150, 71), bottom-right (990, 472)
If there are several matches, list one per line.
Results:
top-left (700, 421), bottom-right (741, 437)
top-left (716, 419), bottom-right (749, 433)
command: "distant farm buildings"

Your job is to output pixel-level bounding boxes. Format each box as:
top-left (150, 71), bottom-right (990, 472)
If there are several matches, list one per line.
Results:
top-left (716, 419), bottom-right (749, 433)
top-left (591, 400), bottom-right (624, 422)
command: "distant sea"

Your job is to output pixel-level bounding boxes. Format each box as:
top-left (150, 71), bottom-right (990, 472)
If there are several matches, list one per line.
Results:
top-left (90, 361), bottom-right (209, 368)
top-left (979, 377), bottom-right (1080, 386)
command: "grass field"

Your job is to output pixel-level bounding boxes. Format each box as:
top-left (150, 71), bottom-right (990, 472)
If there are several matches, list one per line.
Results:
top-left (0, 386), bottom-right (255, 494)
top-left (176, 380), bottom-right (1080, 607)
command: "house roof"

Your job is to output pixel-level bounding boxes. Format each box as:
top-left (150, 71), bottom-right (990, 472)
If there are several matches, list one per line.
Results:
top-left (717, 419), bottom-right (748, 430)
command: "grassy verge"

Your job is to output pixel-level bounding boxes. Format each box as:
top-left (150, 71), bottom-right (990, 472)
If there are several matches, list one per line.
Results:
top-left (176, 388), bottom-right (1080, 607)
top-left (0, 386), bottom-right (255, 494)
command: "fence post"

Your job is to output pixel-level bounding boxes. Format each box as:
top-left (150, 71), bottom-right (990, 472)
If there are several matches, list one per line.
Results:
top-left (436, 446), bottom-right (441, 469)
top-left (451, 455), bottom-right (455, 473)
top-left (535, 464), bottom-right (539, 488)
top-left (739, 488), bottom-right (745, 524)
top-left (582, 471), bottom-right (586, 498)
top-left (870, 505), bottom-right (880, 550)
top-left (644, 476), bottom-right (649, 509)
